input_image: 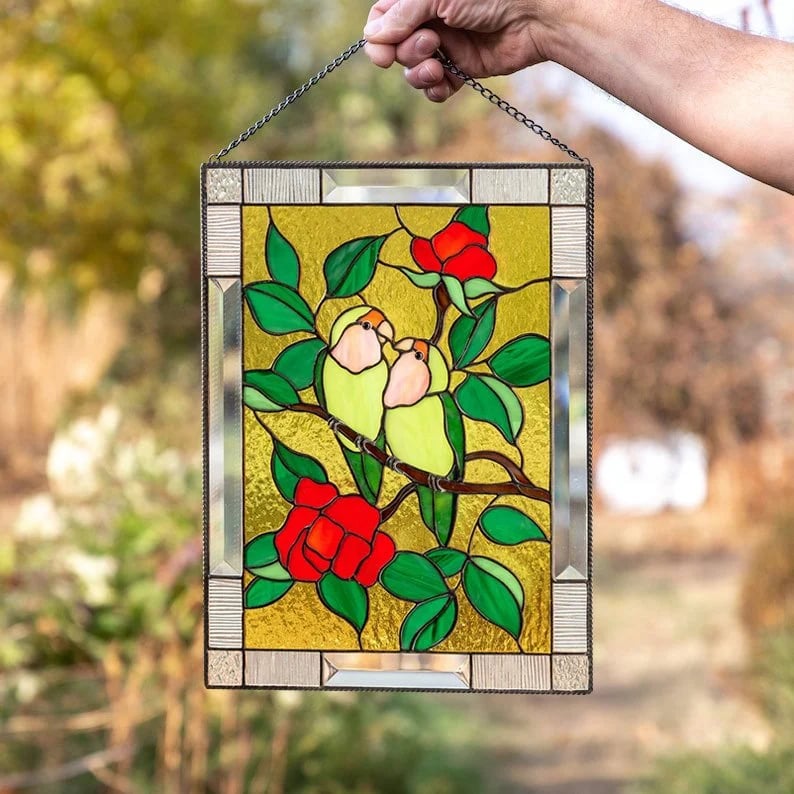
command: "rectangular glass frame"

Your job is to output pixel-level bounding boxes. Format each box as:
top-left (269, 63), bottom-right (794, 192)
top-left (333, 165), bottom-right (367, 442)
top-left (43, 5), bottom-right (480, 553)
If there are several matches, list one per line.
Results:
top-left (202, 162), bottom-right (593, 692)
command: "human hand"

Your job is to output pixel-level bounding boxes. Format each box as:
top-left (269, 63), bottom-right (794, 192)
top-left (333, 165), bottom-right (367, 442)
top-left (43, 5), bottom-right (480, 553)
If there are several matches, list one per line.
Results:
top-left (363, 0), bottom-right (562, 102)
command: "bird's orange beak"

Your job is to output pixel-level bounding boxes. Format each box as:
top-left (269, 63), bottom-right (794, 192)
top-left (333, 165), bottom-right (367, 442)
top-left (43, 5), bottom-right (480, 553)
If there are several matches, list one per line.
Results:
top-left (360, 308), bottom-right (393, 343)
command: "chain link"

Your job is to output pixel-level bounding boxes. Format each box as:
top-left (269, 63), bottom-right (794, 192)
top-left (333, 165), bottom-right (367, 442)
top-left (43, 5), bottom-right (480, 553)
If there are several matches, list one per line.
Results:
top-left (436, 53), bottom-right (589, 164)
top-left (212, 39), bottom-right (368, 160)
top-left (212, 38), bottom-right (588, 163)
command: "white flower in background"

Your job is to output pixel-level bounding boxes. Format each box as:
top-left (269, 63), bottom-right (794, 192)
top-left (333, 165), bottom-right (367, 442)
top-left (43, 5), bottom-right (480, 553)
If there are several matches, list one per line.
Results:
top-left (13, 493), bottom-right (64, 540)
top-left (47, 404), bottom-right (121, 500)
top-left (63, 550), bottom-right (117, 607)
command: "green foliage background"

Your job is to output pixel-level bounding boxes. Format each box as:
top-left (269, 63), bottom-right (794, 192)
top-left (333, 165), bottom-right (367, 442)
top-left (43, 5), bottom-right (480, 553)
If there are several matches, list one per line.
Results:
top-left (0, 2), bottom-right (491, 790)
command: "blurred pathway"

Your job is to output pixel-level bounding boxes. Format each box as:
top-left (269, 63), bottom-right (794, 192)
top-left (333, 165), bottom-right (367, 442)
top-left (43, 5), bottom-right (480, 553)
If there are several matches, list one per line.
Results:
top-left (457, 519), bottom-right (771, 793)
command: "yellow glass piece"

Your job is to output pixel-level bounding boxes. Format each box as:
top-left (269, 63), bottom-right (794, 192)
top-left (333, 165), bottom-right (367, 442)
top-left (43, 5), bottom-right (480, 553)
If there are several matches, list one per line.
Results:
top-left (243, 205), bottom-right (550, 653)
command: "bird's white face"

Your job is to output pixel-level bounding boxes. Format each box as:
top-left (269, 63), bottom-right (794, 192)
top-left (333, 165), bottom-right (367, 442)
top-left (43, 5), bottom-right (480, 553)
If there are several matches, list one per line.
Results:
top-left (329, 308), bottom-right (393, 374)
top-left (383, 339), bottom-right (431, 408)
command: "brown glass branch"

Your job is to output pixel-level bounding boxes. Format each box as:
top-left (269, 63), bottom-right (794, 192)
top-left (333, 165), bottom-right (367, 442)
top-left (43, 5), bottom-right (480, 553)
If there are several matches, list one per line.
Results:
top-left (280, 402), bottom-right (551, 503)
top-left (465, 451), bottom-right (536, 486)
top-left (430, 281), bottom-right (451, 345)
top-left (380, 483), bottom-right (417, 522)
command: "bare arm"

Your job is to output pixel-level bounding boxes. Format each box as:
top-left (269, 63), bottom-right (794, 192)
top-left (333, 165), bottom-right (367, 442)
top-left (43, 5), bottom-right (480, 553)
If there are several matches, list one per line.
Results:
top-left (363, 0), bottom-right (794, 192)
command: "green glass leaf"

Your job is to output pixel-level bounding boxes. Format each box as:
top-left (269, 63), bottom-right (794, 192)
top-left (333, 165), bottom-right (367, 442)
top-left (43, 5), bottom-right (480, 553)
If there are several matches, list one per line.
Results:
top-left (244, 281), bottom-right (315, 335)
top-left (426, 547), bottom-right (467, 577)
top-left (439, 392), bottom-right (466, 475)
top-left (453, 205), bottom-right (490, 236)
top-left (380, 550), bottom-right (448, 601)
top-left (272, 338), bottom-right (326, 391)
top-left (462, 556), bottom-right (524, 639)
top-left (442, 275), bottom-right (472, 317)
top-left (454, 374), bottom-right (524, 443)
top-left (245, 577), bottom-right (293, 609)
top-left (324, 235), bottom-right (386, 297)
top-left (417, 485), bottom-right (457, 547)
top-left (400, 593), bottom-right (458, 651)
top-left (270, 435), bottom-right (328, 502)
top-left (317, 573), bottom-right (368, 633)
top-left (488, 334), bottom-right (551, 387)
top-left (265, 219), bottom-right (300, 289)
top-left (341, 430), bottom-right (385, 505)
top-left (247, 559), bottom-right (292, 581)
top-left (479, 505), bottom-right (548, 545)
top-left (243, 370), bottom-right (299, 412)
top-left (463, 277), bottom-right (505, 300)
top-left (448, 298), bottom-right (496, 369)
top-left (397, 267), bottom-right (442, 289)
top-left (244, 532), bottom-right (278, 568)
top-left (313, 348), bottom-right (328, 408)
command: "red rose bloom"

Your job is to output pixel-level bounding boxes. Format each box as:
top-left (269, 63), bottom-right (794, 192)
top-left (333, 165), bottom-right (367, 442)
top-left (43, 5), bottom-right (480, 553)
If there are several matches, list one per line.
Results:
top-left (410, 221), bottom-right (496, 282)
top-left (274, 478), bottom-right (396, 586)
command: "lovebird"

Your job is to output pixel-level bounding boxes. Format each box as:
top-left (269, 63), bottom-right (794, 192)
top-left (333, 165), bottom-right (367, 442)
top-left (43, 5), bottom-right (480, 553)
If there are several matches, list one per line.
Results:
top-left (322, 305), bottom-right (393, 503)
top-left (382, 338), bottom-right (454, 477)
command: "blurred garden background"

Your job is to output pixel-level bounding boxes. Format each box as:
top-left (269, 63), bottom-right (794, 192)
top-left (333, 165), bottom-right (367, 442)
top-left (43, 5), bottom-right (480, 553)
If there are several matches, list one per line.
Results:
top-left (1, 0), bottom-right (793, 791)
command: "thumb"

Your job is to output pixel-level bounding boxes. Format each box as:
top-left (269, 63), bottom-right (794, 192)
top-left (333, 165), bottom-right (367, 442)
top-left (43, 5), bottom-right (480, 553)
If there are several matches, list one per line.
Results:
top-left (364, 0), bottom-right (439, 44)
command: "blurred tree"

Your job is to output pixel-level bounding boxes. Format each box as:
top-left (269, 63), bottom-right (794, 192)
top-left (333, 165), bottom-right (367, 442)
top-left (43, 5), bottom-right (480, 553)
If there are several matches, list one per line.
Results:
top-left (0, 0), bottom-right (477, 307)
top-left (428, 101), bottom-right (766, 451)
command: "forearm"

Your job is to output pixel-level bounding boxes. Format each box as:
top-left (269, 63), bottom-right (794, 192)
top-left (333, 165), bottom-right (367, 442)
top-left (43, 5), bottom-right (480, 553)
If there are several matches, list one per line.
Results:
top-left (539, 0), bottom-right (794, 192)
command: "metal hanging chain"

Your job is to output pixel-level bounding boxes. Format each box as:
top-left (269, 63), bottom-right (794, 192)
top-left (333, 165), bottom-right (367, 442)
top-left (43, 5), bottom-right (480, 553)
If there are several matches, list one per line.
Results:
top-left (435, 52), bottom-right (588, 164)
top-left (212, 38), bottom-right (588, 164)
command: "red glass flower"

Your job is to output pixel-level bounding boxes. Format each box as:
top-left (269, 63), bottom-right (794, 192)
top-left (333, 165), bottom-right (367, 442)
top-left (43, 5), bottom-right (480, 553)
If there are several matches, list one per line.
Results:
top-left (274, 478), bottom-right (396, 586)
top-left (410, 221), bottom-right (496, 282)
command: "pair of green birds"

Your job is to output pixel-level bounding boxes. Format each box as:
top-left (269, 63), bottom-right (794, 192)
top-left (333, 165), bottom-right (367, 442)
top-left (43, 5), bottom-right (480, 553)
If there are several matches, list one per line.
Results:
top-left (322, 304), bottom-right (454, 490)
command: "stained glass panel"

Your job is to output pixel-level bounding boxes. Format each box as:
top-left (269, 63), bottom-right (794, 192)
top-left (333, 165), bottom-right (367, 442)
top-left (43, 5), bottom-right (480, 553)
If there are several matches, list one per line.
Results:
top-left (203, 163), bottom-right (592, 692)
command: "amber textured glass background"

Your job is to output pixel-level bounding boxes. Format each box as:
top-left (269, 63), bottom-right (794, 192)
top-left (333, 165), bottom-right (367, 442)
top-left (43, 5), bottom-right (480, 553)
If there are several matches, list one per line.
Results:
top-left (242, 205), bottom-right (551, 652)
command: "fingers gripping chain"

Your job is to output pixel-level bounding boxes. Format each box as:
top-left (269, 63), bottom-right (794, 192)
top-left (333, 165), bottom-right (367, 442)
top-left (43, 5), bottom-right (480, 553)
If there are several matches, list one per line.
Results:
top-left (212, 39), bottom-right (587, 163)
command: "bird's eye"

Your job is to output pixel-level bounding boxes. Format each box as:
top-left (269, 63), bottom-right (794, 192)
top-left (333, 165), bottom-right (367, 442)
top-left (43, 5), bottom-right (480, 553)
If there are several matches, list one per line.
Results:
top-left (361, 321), bottom-right (372, 330)
top-left (414, 351), bottom-right (423, 361)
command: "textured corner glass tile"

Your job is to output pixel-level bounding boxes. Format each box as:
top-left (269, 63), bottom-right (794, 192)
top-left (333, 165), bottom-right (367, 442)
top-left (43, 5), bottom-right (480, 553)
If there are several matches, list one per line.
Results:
top-left (323, 653), bottom-right (470, 689)
top-left (471, 654), bottom-right (550, 691)
top-left (208, 578), bottom-right (243, 648)
top-left (245, 651), bottom-right (321, 687)
top-left (471, 168), bottom-right (548, 203)
top-left (552, 280), bottom-right (588, 581)
top-left (205, 205), bottom-right (241, 276)
top-left (322, 169), bottom-right (469, 203)
top-left (552, 654), bottom-right (590, 691)
top-left (208, 278), bottom-right (242, 576)
top-left (552, 582), bottom-right (588, 652)
top-left (551, 168), bottom-right (587, 205)
top-left (551, 207), bottom-right (587, 277)
top-left (243, 168), bottom-right (319, 203)
top-left (206, 167), bottom-right (242, 203)
top-left (207, 650), bottom-right (243, 686)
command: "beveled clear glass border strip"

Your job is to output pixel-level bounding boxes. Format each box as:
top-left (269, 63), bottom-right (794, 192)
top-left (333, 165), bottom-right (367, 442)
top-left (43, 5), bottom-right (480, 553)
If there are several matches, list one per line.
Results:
top-left (322, 168), bottom-right (469, 203)
top-left (551, 279), bottom-right (589, 581)
top-left (322, 653), bottom-right (470, 689)
top-left (207, 277), bottom-right (243, 576)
